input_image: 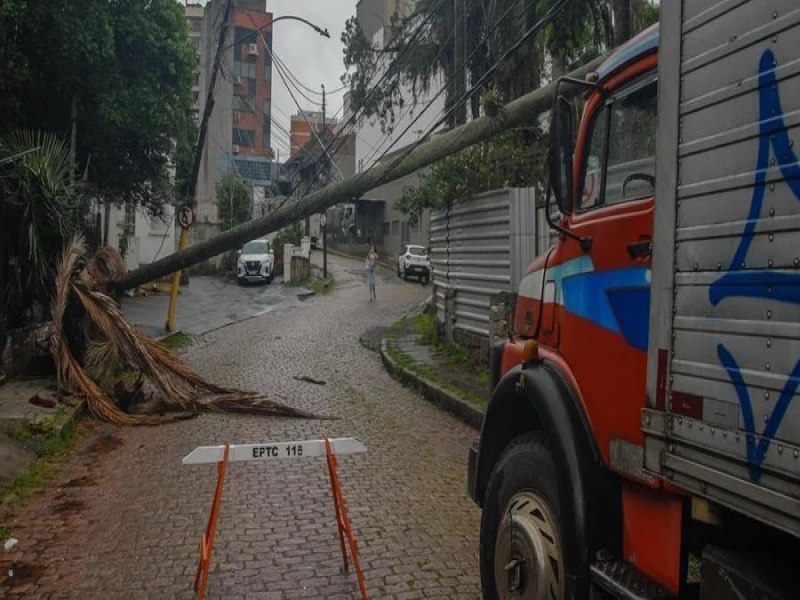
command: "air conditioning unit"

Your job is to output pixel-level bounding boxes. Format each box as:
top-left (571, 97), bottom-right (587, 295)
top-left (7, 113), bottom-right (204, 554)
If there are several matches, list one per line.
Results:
top-left (232, 144), bottom-right (240, 154)
top-left (248, 43), bottom-right (258, 56)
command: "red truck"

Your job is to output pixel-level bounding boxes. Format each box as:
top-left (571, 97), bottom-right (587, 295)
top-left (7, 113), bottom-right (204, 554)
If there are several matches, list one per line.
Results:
top-left (468, 2), bottom-right (800, 599)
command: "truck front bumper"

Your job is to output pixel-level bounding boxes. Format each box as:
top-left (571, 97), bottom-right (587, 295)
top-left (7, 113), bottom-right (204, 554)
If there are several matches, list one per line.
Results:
top-left (467, 440), bottom-right (479, 505)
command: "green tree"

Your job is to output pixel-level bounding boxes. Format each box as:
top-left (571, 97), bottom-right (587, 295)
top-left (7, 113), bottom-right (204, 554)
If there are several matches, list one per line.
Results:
top-left (342, 0), bottom-right (607, 130)
top-left (395, 129), bottom-right (548, 220)
top-left (342, 0), bottom-right (659, 130)
top-left (86, 0), bottom-right (196, 219)
top-left (0, 0), bottom-right (196, 221)
top-left (0, 131), bottom-right (79, 344)
top-left (216, 172), bottom-right (253, 230)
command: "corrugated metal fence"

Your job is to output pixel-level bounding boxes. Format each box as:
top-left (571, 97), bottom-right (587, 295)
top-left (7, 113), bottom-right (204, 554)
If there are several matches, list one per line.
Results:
top-left (430, 188), bottom-right (550, 339)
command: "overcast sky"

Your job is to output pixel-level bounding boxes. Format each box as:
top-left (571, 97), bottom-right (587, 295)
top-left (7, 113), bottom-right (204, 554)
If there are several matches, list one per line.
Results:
top-left (265, 1), bottom-right (358, 159)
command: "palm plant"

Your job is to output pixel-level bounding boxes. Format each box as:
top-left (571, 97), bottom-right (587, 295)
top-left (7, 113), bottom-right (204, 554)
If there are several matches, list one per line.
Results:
top-left (0, 130), bottom-right (78, 352)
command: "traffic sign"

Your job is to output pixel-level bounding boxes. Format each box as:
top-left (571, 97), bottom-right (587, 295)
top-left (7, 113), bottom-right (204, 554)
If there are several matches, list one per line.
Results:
top-left (177, 204), bottom-right (195, 229)
top-left (182, 437), bottom-right (366, 464)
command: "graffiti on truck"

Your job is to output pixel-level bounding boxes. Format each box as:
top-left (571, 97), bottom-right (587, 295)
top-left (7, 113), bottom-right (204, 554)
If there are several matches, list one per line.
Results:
top-left (709, 49), bottom-right (800, 482)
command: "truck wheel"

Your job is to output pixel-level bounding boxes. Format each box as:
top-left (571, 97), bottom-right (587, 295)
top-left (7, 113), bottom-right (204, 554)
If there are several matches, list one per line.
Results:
top-left (480, 432), bottom-right (564, 600)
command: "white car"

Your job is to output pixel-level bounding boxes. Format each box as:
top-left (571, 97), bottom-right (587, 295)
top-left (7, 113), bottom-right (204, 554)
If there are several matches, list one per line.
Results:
top-left (397, 244), bottom-right (431, 283)
top-left (237, 239), bottom-right (274, 285)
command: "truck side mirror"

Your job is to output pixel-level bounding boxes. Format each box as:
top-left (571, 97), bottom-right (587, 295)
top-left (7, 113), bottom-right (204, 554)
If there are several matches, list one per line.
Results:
top-left (549, 95), bottom-right (574, 215)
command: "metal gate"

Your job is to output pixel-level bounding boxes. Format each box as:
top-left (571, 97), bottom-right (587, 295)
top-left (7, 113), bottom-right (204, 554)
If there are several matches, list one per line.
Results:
top-left (430, 188), bottom-right (549, 338)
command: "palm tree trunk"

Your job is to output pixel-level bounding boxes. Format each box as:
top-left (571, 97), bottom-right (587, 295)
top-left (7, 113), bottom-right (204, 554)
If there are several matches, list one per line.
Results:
top-left (112, 55), bottom-right (606, 292)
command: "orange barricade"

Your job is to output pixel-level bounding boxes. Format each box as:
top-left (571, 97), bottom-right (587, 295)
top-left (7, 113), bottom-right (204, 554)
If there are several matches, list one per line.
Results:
top-left (326, 437), bottom-right (368, 600)
top-left (188, 437), bottom-right (367, 599)
top-left (194, 443), bottom-right (230, 600)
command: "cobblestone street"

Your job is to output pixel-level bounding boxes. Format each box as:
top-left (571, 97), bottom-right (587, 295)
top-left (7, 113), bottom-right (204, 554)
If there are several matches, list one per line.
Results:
top-left (1, 254), bottom-right (482, 599)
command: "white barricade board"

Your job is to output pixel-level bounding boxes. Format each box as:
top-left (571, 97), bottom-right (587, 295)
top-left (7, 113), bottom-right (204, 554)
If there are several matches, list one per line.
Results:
top-left (182, 437), bottom-right (367, 465)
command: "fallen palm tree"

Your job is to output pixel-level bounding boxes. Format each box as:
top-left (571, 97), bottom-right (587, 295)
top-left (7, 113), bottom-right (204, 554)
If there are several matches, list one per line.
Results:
top-left (51, 236), bottom-right (320, 425)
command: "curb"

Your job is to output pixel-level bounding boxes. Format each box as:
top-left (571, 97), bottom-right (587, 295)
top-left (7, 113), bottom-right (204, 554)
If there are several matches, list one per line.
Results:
top-left (380, 338), bottom-right (483, 430)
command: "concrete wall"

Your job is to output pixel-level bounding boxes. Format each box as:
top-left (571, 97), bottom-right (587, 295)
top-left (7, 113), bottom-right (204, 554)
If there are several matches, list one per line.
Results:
top-left (106, 205), bottom-right (177, 271)
top-left (362, 167), bottom-right (431, 260)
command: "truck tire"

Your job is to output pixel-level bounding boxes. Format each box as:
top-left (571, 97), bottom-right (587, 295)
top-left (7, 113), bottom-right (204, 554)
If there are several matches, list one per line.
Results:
top-left (480, 432), bottom-right (565, 600)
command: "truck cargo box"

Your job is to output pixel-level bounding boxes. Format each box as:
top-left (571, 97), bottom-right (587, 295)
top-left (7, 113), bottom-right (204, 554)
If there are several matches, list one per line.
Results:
top-left (645, 0), bottom-right (800, 536)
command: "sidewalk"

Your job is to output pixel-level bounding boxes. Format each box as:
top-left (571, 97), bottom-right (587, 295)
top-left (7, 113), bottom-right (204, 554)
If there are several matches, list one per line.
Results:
top-left (377, 308), bottom-right (489, 430)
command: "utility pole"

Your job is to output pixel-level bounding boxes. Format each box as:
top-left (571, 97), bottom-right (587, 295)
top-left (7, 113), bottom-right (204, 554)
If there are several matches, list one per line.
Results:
top-left (113, 56), bottom-right (604, 291)
top-left (322, 213), bottom-right (327, 279)
top-left (166, 0), bottom-right (233, 332)
top-left (321, 84), bottom-right (326, 133)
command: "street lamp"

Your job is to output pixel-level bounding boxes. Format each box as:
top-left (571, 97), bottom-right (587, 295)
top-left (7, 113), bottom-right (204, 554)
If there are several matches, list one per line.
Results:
top-left (227, 15), bottom-right (330, 51)
top-left (270, 15), bottom-right (330, 38)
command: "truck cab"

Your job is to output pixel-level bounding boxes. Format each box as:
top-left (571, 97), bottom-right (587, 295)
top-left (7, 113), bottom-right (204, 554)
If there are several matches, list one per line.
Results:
top-left (468, 4), bottom-right (800, 599)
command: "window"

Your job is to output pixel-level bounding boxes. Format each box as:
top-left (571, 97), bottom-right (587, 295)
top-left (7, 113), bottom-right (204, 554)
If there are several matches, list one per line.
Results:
top-left (234, 60), bottom-right (256, 80)
top-left (382, 222), bottom-right (390, 235)
top-left (233, 95), bottom-right (254, 112)
top-left (192, 91), bottom-right (199, 103)
top-left (580, 77), bottom-right (657, 209)
top-left (192, 72), bottom-right (200, 86)
top-left (391, 220), bottom-right (399, 235)
top-left (234, 28), bottom-right (256, 56)
top-left (232, 128), bottom-right (255, 147)
top-left (242, 240), bottom-right (270, 254)
top-left (188, 18), bottom-right (202, 33)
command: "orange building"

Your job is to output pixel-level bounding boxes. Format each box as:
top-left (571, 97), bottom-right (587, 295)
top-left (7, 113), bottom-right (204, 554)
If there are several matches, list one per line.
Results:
top-left (231, 0), bottom-right (273, 160)
top-left (289, 111), bottom-right (338, 157)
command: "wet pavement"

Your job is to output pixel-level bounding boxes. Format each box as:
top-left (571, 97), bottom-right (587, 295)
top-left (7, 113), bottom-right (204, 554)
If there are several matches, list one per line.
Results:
top-left (121, 274), bottom-right (308, 338)
top-left (1, 253), bottom-right (481, 599)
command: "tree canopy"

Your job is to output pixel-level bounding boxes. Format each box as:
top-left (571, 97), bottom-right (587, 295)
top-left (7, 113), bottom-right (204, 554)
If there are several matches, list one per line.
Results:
top-left (341, 0), bottom-right (659, 130)
top-left (343, 0), bottom-right (659, 216)
top-left (216, 172), bottom-right (253, 231)
top-left (0, 0), bottom-right (197, 216)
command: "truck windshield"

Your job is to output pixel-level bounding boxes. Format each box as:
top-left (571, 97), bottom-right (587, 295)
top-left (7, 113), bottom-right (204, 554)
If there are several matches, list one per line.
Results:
top-left (408, 247), bottom-right (426, 256)
top-left (581, 77), bottom-right (658, 208)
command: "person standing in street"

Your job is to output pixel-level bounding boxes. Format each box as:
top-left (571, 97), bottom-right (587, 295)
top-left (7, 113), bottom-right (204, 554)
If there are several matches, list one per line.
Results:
top-left (365, 238), bottom-right (378, 301)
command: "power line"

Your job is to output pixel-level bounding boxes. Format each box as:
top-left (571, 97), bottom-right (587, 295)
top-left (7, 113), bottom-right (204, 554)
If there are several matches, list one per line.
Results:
top-left (270, 50), bottom-right (347, 97)
top-left (362, 0), bottom-right (569, 194)
top-left (249, 14), bottom-right (344, 182)
top-left (281, 0), bottom-right (450, 206)
top-left (358, 0), bottom-right (521, 170)
top-left (296, 0), bottom-right (480, 201)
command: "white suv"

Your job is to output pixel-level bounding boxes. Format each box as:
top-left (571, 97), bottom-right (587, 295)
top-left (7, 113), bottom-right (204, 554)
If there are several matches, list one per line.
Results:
top-left (397, 244), bottom-right (431, 283)
top-left (237, 239), bottom-right (274, 285)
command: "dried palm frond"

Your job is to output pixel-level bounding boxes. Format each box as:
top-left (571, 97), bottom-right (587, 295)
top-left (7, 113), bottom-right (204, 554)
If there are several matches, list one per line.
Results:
top-left (84, 245), bottom-right (127, 289)
top-left (51, 236), bottom-right (324, 425)
top-left (84, 338), bottom-right (122, 390)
